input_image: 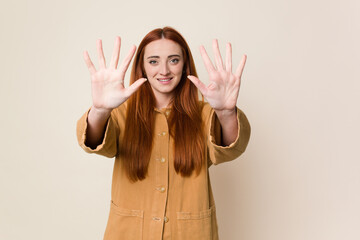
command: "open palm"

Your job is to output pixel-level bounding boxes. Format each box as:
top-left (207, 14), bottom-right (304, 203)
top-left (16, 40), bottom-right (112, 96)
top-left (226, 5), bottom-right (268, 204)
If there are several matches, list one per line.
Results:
top-left (83, 37), bottom-right (146, 111)
top-left (188, 39), bottom-right (247, 112)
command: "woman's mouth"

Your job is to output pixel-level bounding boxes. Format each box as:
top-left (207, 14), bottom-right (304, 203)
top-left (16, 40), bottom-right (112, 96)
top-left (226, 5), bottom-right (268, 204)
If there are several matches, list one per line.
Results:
top-left (157, 77), bottom-right (173, 84)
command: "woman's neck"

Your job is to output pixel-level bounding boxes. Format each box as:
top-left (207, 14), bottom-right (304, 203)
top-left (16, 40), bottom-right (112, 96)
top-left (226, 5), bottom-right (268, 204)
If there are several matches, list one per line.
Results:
top-left (154, 93), bottom-right (173, 109)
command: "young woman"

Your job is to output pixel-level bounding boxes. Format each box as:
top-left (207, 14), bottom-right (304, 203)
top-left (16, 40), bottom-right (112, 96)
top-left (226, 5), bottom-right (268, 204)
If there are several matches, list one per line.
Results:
top-left (77, 27), bottom-right (251, 240)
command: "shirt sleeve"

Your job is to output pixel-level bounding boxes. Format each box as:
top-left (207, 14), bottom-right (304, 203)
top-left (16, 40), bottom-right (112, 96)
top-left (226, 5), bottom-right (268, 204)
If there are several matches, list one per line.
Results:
top-left (76, 108), bottom-right (120, 158)
top-left (207, 107), bottom-right (251, 166)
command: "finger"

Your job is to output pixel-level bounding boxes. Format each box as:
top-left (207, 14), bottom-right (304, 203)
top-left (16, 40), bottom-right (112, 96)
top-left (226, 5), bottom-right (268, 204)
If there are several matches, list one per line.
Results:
top-left (235, 54), bottom-right (247, 78)
top-left (97, 39), bottom-right (106, 69)
top-left (212, 39), bottom-right (224, 70)
top-left (199, 45), bottom-right (215, 72)
top-left (109, 36), bottom-right (121, 69)
top-left (187, 75), bottom-right (207, 96)
top-left (83, 50), bottom-right (96, 75)
top-left (225, 43), bottom-right (232, 72)
top-left (119, 45), bottom-right (137, 74)
top-left (125, 78), bottom-right (147, 97)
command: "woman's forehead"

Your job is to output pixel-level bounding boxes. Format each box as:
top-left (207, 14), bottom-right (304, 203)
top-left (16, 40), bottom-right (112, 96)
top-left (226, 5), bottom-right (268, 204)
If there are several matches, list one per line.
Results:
top-left (144, 39), bottom-right (182, 58)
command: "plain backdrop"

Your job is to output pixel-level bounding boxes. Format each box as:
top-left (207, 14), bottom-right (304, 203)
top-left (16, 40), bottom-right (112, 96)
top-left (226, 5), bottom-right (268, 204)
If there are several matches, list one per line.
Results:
top-left (1, 0), bottom-right (359, 239)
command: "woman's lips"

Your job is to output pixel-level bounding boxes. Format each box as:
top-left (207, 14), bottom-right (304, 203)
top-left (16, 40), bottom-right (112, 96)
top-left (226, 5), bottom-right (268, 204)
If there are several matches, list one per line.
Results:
top-left (157, 77), bottom-right (173, 84)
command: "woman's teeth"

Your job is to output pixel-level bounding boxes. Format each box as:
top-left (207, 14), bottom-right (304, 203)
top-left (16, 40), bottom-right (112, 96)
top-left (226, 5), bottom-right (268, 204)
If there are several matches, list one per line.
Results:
top-left (158, 78), bottom-right (172, 82)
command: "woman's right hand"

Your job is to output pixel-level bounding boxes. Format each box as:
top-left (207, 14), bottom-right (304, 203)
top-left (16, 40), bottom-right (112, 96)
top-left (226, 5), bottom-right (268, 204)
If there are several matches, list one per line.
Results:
top-left (83, 36), bottom-right (147, 114)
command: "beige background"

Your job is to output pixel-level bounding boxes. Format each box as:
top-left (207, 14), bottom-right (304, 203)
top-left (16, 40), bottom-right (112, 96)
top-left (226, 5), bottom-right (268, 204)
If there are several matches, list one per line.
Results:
top-left (1, 0), bottom-right (359, 239)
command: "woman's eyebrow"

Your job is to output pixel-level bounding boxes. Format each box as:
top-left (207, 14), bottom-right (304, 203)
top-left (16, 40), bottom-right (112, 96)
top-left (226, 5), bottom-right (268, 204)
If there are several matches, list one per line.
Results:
top-left (168, 54), bottom-right (181, 58)
top-left (147, 56), bottom-right (160, 59)
top-left (146, 54), bottom-right (181, 59)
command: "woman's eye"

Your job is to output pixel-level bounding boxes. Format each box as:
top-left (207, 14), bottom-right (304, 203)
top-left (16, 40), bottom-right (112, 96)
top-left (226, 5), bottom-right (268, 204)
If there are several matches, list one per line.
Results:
top-left (170, 58), bottom-right (179, 64)
top-left (149, 60), bottom-right (158, 65)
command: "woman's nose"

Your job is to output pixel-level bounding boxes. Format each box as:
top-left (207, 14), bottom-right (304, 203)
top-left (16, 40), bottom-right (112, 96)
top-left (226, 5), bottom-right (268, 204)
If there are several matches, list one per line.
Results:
top-left (160, 63), bottom-right (170, 75)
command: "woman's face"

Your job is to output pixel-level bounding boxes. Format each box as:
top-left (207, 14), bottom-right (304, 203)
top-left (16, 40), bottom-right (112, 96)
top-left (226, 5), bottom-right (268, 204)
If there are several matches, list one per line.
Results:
top-left (143, 39), bottom-right (184, 104)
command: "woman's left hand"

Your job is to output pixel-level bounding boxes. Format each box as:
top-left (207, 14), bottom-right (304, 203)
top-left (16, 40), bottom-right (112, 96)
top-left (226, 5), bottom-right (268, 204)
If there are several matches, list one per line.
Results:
top-left (188, 39), bottom-right (247, 114)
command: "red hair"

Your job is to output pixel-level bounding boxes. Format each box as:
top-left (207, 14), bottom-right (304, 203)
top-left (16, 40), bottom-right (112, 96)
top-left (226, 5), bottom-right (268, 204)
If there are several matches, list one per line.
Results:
top-left (121, 27), bottom-right (205, 182)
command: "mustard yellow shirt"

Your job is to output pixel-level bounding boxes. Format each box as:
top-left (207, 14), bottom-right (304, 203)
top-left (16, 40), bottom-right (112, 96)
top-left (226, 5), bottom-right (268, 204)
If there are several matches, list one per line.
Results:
top-left (76, 102), bottom-right (251, 240)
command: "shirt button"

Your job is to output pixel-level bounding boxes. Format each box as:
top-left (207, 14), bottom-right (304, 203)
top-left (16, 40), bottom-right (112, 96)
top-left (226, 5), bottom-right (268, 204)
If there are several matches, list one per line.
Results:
top-left (158, 187), bottom-right (166, 193)
top-left (160, 157), bottom-right (166, 163)
top-left (164, 216), bottom-right (169, 223)
top-left (165, 110), bottom-right (170, 116)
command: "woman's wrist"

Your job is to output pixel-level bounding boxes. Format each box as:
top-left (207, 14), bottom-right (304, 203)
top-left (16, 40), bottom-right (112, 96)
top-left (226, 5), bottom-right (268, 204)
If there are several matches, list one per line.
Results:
top-left (214, 107), bottom-right (238, 146)
top-left (88, 106), bottom-right (112, 124)
top-left (214, 108), bottom-right (237, 124)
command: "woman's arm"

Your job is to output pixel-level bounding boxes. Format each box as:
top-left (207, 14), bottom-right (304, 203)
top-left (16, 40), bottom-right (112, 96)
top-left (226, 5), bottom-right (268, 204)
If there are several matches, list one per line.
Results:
top-left (214, 108), bottom-right (238, 146)
top-left (188, 39), bottom-right (247, 146)
top-left (82, 37), bottom-right (147, 148)
top-left (85, 107), bottom-right (111, 149)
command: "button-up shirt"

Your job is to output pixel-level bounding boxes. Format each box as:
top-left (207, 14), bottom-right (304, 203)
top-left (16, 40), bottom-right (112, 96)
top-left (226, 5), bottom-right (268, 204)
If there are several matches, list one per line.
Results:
top-left (76, 102), bottom-right (251, 240)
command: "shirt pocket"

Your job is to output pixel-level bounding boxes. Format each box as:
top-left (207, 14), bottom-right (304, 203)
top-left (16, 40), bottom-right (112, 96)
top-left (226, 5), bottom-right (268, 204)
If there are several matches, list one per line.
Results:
top-left (103, 200), bottom-right (144, 240)
top-left (176, 205), bottom-right (215, 240)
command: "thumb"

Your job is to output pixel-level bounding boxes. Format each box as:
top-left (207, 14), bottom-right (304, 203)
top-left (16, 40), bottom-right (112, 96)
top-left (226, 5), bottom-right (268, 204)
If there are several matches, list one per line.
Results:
top-left (126, 78), bottom-right (147, 96)
top-left (187, 75), bottom-right (207, 95)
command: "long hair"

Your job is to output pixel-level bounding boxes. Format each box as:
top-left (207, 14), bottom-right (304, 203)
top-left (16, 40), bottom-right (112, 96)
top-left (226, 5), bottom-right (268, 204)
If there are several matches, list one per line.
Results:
top-left (121, 27), bottom-right (205, 182)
